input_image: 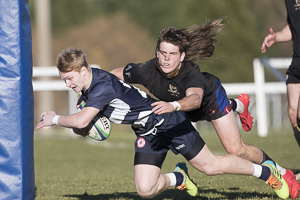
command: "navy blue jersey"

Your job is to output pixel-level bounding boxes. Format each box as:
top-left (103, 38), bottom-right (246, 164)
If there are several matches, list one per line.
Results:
top-left (81, 68), bottom-right (164, 135)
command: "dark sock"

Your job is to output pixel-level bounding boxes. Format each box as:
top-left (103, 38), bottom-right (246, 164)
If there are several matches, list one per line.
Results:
top-left (260, 151), bottom-right (275, 164)
top-left (229, 99), bottom-right (237, 111)
top-left (259, 166), bottom-right (271, 181)
top-left (173, 172), bottom-right (184, 185)
top-left (293, 126), bottom-right (300, 147)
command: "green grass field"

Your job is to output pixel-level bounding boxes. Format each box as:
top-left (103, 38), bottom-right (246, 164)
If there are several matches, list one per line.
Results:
top-left (34, 125), bottom-right (300, 200)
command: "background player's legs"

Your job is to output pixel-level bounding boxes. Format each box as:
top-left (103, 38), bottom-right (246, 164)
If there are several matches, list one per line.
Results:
top-left (287, 84), bottom-right (300, 147)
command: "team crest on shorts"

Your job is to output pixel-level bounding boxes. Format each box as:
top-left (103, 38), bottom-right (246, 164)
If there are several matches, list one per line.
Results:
top-left (223, 106), bottom-right (231, 115)
top-left (137, 137), bottom-right (146, 148)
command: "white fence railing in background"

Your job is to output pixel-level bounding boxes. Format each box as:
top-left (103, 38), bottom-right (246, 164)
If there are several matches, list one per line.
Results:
top-left (219, 58), bottom-right (289, 137)
top-left (32, 65), bottom-right (100, 115)
top-left (252, 58), bottom-right (291, 137)
top-left (32, 59), bottom-right (290, 137)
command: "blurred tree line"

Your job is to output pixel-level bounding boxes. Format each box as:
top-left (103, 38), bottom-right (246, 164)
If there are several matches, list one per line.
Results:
top-left (29, 0), bottom-right (291, 83)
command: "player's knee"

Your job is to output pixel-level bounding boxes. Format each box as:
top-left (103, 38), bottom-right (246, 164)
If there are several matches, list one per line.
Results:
top-left (201, 165), bottom-right (217, 176)
top-left (199, 160), bottom-right (226, 176)
top-left (192, 160), bottom-right (218, 176)
top-left (137, 191), bottom-right (154, 199)
top-left (136, 185), bottom-right (155, 199)
top-left (137, 191), bottom-right (152, 199)
top-left (225, 146), bottom-right (246, 158)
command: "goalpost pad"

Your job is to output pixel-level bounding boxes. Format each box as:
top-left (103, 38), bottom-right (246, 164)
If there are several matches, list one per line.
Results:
top-left (0, 0), bottom-right (35, 199)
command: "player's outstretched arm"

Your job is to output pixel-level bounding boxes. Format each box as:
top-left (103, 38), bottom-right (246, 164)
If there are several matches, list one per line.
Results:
top-left (261, 25), bottom-right (292, 53)
top-left (36, 107), bottom-right (100, 130)
top-left (36, 111), bottom-right (56, 129)
top-left (261, 28), bottom-right (276, 53)
top-left (151, 87), bottom-right (203, 115)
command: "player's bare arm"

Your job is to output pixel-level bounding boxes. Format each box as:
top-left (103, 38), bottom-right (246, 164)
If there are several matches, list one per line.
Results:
top-left (36, 106), bottom-right (99, 130)
top-left (261, 25), bottom-right (292, 53)
top-left (275, 25), bottom-right (292, 42)
top-left (110, 67), bottom-right (125, 80)
top-left (180, 87), bottom-right (203, 111)
top-left (152, 87), bottom-right (203, 115)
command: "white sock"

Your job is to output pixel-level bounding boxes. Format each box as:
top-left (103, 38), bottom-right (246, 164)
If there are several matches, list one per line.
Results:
top-left (252, 163), bottom-right (262, 178)
top-left (235, 99), bottom-right (244, 113)
top-left (275, 163), bottom-right (286, 175)
top-left (166, 173), bottom-right (176, 187)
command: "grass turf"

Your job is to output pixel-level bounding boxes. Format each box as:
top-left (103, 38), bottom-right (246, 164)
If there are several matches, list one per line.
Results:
top-left (34, 126), bottom-right (300, 200)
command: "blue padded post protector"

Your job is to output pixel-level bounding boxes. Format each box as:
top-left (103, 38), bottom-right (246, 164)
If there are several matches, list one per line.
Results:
top-left (0, 0), bottom-right (35, 199)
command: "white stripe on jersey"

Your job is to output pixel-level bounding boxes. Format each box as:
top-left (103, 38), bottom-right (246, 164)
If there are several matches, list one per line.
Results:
top-left (119, 79), bottom-right (148, 98)
top-left (132, 111), bottom-right (151, 128)
top-left (109, 98), bottom-right (130, 124)
top-left (109, 98), bottom-right (153, 127)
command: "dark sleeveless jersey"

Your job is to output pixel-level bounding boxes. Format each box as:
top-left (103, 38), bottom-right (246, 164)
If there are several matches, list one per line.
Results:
top-left (285, 0), bottom-right (300, 66)
top-left (123, 58), bottom-right (221, 121)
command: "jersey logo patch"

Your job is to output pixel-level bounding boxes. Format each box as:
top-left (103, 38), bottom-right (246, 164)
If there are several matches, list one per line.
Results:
top-left (295, 0), bottom-right (300, 10)
top-left (167, 84), bottom-right (179, 97)
top-left (137, 137), bottom-right (146, 148)
top-left (125, 65), bottom-right (132, 71)
top-left (125, 72), bottom-right (131, 78)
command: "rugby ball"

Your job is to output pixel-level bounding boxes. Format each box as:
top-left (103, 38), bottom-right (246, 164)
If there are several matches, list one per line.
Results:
top-left (77, 102), bottom-right (111, 141)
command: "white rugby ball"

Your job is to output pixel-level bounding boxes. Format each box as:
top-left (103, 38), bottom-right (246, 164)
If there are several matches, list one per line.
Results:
top-left (77, 102), bottom-right (111, 141)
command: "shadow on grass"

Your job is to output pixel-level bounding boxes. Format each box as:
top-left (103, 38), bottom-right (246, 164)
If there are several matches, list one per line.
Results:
top-left (63, 187), bottom-right (276, 200)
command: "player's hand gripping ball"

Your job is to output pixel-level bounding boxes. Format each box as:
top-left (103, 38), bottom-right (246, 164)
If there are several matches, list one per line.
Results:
top-left (77, 102), bottom-right (111, 141)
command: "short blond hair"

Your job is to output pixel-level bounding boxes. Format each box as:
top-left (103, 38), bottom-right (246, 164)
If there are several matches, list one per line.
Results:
top-left (56, 47), bottom-right (91, 73)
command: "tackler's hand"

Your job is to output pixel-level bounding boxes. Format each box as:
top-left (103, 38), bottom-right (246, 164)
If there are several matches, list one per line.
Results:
top-left (151, 101), bottom-right (176, 115)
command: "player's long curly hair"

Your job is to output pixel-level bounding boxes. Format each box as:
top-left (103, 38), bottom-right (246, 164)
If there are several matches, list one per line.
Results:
top-left (156, 18), bottom-right (227, 62)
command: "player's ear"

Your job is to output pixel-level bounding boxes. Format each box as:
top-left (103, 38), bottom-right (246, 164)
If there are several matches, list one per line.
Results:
top-left (81, 66), bottom-right (88, 76)
top-left (180, 52), bottom-right (185, 62)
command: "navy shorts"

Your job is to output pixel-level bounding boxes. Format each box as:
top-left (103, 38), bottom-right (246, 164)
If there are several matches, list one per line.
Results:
top-left (134, 111), bottom-right (205, 168)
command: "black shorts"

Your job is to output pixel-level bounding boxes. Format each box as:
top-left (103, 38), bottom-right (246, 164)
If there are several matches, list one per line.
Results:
top-left (286, 64), bottom-right (300, 84)
top-left (134, 111), bottom-right (205, 168)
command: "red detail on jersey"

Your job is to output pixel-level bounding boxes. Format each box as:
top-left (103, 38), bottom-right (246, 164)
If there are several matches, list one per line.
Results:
top-left (210, 109), bottom-right (216, 114)
top-left (137, 137), bottom-right (146, 148)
